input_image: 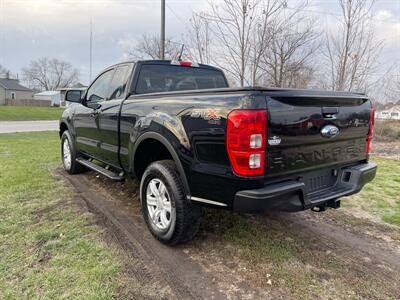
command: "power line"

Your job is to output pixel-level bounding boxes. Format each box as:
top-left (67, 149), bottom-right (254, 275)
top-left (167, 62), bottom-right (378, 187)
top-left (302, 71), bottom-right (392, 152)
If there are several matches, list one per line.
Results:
top-left (89, 18), bottom-right (93, 82)
top-left (0, 0), bottom-right (5, 66)
top-left (165, 2), bottom-right (190, 28)
top-left (285, 6), bottom-right (400, 25)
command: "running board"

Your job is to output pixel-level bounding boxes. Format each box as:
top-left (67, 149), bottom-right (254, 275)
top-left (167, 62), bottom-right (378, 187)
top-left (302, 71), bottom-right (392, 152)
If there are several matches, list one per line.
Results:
top-left (76, 157), bottom-right (125, 181)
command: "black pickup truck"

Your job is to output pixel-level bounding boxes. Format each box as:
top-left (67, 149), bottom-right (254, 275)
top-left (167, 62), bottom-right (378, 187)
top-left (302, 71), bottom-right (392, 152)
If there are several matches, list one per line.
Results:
top-left (61, 60), bottom-right (377, 245)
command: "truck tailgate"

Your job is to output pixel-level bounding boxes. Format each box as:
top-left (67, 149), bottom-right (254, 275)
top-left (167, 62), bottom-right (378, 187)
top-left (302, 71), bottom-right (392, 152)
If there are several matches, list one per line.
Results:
top-left (265, 95), bottom-right (372, 177)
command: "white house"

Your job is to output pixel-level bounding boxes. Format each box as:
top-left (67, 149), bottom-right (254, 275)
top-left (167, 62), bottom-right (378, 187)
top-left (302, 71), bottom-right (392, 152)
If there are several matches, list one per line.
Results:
top-left (33, 91), bottom-right (61, 106)
top-left (376, 106), bottom-right (400, 120)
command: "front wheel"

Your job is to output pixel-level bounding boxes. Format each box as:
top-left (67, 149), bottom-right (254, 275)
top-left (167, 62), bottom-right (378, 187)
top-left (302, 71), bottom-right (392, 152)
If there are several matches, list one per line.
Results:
top-left (61, 131), bottom-right (86, 174)
top-left (140, 160), bottom-right (201, 245)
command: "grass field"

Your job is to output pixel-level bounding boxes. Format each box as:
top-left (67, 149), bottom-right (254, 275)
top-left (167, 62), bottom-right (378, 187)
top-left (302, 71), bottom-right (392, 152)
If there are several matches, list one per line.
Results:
top-left (343, 156), bottom-right (400, 225)
top-left (0, 106), bottom-right (64, 121)
top-left (0, 131), bottom-right (398, 298)
top-left (0, 132), bottom-right (120, 299)
top-left (374, 120), bottom-right (400, 142)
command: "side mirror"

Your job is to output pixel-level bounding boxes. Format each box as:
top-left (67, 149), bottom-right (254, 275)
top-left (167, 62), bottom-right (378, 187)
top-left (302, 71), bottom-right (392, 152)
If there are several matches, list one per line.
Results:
top-left (65, 90), bottom-right (82, 103)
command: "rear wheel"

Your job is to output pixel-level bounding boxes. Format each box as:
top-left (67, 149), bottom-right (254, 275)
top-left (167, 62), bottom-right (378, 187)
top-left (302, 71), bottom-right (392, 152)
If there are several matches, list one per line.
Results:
top-left (61, 131), bottom-right (86, 174)
top-left (140, 160), bottom-right (201, 245)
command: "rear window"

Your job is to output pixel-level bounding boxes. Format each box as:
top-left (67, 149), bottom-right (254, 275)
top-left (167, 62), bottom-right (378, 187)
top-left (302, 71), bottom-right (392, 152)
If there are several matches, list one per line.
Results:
top-left (135, 64), bottom-right (228, 94)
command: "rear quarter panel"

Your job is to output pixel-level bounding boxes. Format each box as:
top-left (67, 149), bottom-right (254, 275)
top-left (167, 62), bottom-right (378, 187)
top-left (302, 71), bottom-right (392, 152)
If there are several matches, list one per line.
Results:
top-left (122, 89), bottom-right (372, 208)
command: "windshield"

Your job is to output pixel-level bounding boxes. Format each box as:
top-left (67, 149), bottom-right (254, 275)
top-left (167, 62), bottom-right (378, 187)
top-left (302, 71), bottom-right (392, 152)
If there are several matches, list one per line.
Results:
top-left (135, 64), bottom-right (228, 94)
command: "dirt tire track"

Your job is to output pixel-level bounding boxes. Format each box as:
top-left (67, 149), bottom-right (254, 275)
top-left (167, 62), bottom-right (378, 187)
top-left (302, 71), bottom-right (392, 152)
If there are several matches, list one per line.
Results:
top-left (56, 168), bottom-right (400, 299)
top-left (272, 211), bottom-right (400, 270)
top-left (266, 211), bottom-right (400, 297)
top-left (58, 170), bottom-right (231, 300)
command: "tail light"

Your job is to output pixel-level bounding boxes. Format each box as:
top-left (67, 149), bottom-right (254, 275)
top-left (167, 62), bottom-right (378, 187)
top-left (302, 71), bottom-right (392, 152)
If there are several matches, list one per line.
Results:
top-left (366, 107), bottom-right (375, 155)
top-left (226, 110), bottom-right (267, 176)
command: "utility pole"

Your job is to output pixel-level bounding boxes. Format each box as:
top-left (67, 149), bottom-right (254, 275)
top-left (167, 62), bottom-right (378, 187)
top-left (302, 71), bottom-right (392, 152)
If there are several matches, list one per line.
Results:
top-left (89, 18), bottom-right (93, 83)
top-left (160, 0), bottom-right (165, 59)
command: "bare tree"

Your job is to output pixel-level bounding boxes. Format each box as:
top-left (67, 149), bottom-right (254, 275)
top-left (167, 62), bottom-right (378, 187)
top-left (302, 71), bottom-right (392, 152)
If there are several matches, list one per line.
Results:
top-left (282, 62), bottom-right (315, 88)
top-left (248, 0), bottom-right (286, 85)
top-left (186, 12), bottom-right (213, 64)
top-left (323, 0), bottom-right (382, 92)
top-left (22, 58), bottom-right (79, 91)
top-left (0, 64), bottom-right (9, 77)
top-left (379, 67), bottom-right (400, 103)
top-left (129, 33), bottom-right (183, 60)
top-left (205, 0), bottom-right (261, 86)
top-left (260, 5), bottom-right (319, 88)
top-left (197, 0), bottom-right (313, 87)
top-left (392, 78), bottom-right (400, 100)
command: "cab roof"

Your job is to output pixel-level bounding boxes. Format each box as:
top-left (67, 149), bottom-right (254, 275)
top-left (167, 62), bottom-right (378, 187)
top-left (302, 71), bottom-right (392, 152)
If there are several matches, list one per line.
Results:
top-left (105, 59), bottom-right (224, 73)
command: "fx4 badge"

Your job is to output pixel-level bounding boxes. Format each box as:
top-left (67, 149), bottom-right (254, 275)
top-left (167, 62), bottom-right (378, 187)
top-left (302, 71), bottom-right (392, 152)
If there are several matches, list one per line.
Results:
top-left (191, 109), bottom-right (221, 125)
top-left (321, 125), bottom-right (340, 138)
top-left (268, 136), bottom-right (281, 146)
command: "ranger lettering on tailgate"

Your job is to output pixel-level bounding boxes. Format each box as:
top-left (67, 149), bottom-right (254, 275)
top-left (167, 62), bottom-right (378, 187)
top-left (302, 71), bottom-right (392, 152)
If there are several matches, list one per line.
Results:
top-left (269, 140), bottom-right (365, 173)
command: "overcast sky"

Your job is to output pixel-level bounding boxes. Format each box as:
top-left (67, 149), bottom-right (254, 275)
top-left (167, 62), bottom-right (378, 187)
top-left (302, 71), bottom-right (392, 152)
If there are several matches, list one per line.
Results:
top-left (0, 0), bottom-right (399, 85)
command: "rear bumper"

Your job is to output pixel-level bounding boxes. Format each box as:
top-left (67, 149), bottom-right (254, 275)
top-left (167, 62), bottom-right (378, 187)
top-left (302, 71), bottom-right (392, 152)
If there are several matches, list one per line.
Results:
top-left (233, 162), bottom-right (377, 213)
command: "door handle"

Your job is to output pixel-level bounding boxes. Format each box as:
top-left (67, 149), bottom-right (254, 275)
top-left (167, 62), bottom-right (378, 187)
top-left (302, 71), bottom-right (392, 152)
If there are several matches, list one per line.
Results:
top-left (89, 111), bottom-right (99, 118)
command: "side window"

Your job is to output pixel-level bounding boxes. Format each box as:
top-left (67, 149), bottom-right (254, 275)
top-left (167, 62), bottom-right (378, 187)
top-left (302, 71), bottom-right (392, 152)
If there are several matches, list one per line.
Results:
top-left (108, 65), bottom-right (132, 100)
top-left (86, 70), bottom-right (114, 103)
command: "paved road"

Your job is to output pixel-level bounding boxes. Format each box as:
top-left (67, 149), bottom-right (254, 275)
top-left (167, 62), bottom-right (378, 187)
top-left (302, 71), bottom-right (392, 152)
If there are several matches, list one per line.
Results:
top-left (0, 120), bottom-right (59, 133)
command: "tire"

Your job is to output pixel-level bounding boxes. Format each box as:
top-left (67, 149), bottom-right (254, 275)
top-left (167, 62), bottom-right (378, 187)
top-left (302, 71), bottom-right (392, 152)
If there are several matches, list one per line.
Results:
top-left (140, 160), bottom-right (201, 245)
top-left (61, 130), bottom-right (86, 174)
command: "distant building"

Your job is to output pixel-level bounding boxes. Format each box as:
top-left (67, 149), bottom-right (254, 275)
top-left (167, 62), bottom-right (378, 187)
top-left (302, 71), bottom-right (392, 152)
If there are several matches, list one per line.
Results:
top-left (376, 106), bottom-right (400, 120)
top-left (0, 77), bottom-right (34, 105)
top-left (33, 91), bottom-right (61, 106)
top-left (71, 82), bottom-right (87, 89)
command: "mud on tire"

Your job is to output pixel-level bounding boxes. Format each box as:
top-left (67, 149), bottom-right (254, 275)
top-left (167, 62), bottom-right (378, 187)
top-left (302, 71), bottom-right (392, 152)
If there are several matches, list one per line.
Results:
top-left (140, 160), bottom-right (201, 245)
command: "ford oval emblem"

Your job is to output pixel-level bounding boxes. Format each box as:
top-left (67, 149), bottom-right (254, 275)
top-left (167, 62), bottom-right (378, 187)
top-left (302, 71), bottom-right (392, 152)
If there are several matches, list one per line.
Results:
top-left (321, 125), bottom-right (340, 138)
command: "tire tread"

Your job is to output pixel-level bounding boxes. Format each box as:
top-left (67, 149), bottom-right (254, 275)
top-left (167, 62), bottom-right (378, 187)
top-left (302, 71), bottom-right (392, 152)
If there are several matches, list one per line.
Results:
top-left (61, 131), bottom-right (87, 174)
top-left (141, 160), bottom-right (201, 245)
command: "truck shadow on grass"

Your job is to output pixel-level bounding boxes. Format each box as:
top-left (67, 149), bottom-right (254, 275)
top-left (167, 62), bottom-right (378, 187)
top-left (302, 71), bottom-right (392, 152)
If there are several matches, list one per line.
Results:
top-left (61, 169), bottom-right (400, 300)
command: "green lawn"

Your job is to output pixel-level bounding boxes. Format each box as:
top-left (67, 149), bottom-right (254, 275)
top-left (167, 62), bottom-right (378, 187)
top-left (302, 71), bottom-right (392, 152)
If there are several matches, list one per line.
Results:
top-left (0, 106), bottom-right (64, 121)
top-left (343, 156), bottom-right (400, 225)
top-left (0, 132), bottom-right (120, 299)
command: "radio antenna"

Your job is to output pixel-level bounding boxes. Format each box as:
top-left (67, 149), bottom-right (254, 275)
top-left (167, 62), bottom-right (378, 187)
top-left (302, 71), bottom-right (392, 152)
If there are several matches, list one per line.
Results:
top-left (177, 44), bottom-right (184, 61)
